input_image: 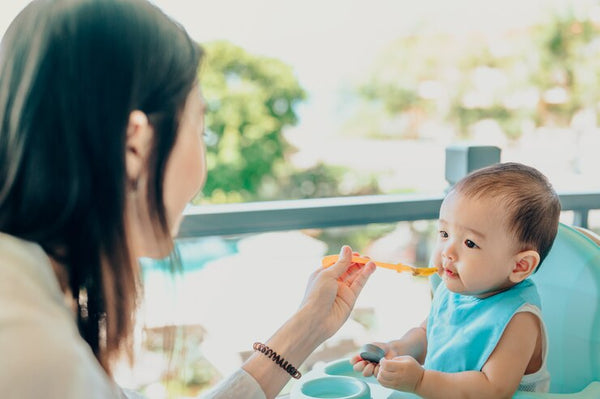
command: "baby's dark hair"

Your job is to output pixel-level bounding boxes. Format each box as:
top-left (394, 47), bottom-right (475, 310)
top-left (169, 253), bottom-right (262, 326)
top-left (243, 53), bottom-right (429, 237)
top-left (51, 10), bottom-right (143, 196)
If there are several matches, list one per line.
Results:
top-left (451, 162), bottom-right (561, 268)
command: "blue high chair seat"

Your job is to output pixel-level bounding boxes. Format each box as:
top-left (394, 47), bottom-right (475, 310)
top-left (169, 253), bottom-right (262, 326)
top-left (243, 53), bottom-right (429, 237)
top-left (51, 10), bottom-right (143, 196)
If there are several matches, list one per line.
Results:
top-left (520, 223), bottom-right (600, 397)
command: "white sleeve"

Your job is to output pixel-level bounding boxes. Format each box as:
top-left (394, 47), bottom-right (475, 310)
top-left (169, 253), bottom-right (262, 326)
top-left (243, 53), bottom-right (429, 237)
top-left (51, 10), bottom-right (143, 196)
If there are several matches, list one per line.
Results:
top-left (0, 320), bottom-right (123, 398)
top-left (199, 368), bottom-right (266, 399)
top-left (0, 236), bottom-right (124, 398)
top-left (121, 388), bottom-right (148, 399)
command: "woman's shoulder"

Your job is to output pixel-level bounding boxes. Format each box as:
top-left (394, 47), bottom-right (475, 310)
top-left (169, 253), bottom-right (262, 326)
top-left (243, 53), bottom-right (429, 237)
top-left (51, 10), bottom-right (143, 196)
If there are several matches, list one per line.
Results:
top-left (0, 232), bottom-right (75, 328)
top-left (0, 308), bottom-right (122, 397)
top-left (0, 233), bottom-right (122, 398)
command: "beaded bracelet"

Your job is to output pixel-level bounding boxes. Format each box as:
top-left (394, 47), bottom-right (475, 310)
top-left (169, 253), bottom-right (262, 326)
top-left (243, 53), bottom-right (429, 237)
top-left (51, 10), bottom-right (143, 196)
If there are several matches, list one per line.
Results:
top-left (253, 342), bottom-right (302, 379)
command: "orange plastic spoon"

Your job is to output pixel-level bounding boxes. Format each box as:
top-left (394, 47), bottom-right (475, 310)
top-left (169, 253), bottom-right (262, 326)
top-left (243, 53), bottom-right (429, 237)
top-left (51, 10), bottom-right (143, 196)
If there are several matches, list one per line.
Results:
top-left (322, 255), bottom-right (438, 277)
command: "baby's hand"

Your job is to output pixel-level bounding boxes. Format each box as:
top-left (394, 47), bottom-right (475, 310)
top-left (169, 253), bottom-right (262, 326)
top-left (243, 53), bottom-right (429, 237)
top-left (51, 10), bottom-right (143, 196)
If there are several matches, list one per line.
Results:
top-left (376, 356), bottom-right (424, 393)
top-left (350, 342), bottom-right (390, 377)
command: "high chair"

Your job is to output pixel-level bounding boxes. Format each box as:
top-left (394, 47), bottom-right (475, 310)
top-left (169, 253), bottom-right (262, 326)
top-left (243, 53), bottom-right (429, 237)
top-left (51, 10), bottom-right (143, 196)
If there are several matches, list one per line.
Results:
top-left (514, 223), bottom-right (600, 398)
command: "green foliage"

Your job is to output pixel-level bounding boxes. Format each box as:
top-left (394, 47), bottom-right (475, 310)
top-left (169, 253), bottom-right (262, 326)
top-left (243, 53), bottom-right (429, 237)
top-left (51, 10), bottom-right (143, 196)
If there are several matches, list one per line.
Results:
top-left (198, 41), bottom-right (306, 203)
top-left (352, 35), bottom-right (455, 139)
top-left (260, 163), bottom-right (381, 200)
top-left (352, 9), bottom-right (600, 140)
top-left (359, 84), bottom-right (420, 114)
top-left (196, 41), bottom-right (383, 203)
top-left (531, 12), bottom-right (600, 125)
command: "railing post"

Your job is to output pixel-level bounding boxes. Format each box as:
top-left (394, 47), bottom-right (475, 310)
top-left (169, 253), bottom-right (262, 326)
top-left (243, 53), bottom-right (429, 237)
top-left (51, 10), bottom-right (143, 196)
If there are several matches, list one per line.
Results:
top-left (445, 145), bottom-right (502, 188)
top-left (572, 209), bottom-right (589, 228)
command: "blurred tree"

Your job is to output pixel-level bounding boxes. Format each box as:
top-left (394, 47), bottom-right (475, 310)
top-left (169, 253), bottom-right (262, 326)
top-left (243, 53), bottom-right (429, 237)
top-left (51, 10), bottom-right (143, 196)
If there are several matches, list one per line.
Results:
top-left (531, 12), bottom-right (600, 126)
top-left (196, 41), bottom-right (382, 203)
top-left (448, 42), bottom-right (538, 140)
top-left (259, 163), bottom-right (381, 200)
top-left (197, 41), bottom-right (306, 203)
top-left (350, 34), bottom-right (454, 139)
top-left (352, 9), bottom-right (600, 141)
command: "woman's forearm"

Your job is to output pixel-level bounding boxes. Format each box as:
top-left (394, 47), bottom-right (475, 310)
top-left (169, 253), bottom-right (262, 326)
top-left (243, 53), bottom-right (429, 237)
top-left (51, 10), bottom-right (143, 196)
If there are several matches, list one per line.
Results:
top-left (242, 307), bottom-right (322, 399)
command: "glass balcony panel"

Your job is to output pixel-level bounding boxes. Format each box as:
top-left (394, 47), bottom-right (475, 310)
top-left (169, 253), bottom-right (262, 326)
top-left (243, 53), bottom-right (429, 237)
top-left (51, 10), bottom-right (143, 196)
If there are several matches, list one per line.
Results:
top-left (116, 221), bottom-right (436, 397)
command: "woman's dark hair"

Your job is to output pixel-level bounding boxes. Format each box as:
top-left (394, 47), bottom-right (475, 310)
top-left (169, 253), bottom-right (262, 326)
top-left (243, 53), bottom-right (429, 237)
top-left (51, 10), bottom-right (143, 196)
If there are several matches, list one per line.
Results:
top-left (0, 0), bottom-right (202, 373)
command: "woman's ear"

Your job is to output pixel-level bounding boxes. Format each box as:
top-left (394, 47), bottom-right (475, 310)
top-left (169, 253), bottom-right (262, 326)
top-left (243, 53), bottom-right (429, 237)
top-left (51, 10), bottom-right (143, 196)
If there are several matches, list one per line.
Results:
top-left (125, 110), bottom-right (153, 188)
top-left (509, 250), bottom-right (540, 283)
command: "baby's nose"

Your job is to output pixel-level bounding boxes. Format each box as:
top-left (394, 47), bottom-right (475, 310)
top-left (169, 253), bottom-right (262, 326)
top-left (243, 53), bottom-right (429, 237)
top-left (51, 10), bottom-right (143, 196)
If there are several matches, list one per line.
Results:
top-left (442, 241), bottom-right (457, 261)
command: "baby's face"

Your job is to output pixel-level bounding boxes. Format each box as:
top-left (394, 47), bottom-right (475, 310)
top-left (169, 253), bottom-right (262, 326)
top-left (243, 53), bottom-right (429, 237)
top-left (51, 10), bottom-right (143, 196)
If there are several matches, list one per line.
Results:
top-left (431, 191), bottom-right (521, 298)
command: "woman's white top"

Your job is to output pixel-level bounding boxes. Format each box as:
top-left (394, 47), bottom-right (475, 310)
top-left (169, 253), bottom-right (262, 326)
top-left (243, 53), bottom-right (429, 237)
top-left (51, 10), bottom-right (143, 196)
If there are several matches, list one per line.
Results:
top-left (0, 232), bottom-right (265, 399)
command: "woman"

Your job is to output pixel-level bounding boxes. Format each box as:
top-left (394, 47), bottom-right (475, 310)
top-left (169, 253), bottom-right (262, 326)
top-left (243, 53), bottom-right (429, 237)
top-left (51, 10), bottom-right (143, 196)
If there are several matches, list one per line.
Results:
top-left (0, 0), bottom-right (376, 398)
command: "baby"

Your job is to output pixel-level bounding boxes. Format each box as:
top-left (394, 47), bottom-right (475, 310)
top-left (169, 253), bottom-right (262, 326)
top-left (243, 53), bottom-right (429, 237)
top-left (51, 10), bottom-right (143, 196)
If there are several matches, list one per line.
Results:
top-left (351, 162), bottom-right (561, 398)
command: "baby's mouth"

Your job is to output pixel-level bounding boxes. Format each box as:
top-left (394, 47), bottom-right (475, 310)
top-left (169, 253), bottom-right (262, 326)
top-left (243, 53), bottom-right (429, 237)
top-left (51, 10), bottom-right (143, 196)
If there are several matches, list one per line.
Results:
top-left (443, 267), bottom-right (458, 278)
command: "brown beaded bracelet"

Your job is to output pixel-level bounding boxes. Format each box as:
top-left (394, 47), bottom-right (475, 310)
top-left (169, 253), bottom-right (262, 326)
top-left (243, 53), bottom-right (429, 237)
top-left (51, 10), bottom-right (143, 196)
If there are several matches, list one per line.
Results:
top-left (253, 342), bottom-right (302, 379)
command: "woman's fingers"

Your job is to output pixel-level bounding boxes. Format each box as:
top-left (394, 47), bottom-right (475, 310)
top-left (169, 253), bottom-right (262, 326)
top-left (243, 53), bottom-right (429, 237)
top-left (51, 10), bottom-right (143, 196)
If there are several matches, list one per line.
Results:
top-left (337, 263), bottom-right (362, 285)
top-left (330, 246), bottom-right (375, 292)
top-left (328, 245), bottom-right (353, 278)
top-left (348, 261), bottom-right (376, 295)
top-left (332, 250), bottom-right (372, 282)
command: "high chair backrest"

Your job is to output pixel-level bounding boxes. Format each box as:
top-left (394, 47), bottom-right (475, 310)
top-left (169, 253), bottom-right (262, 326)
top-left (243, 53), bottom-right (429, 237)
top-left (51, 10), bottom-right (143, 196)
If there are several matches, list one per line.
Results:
top-left (529, 223), bottom-right (600, 393)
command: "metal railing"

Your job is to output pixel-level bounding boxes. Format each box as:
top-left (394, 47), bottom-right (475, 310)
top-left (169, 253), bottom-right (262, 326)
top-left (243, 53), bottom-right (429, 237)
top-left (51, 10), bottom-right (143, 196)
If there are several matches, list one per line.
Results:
top-left (179, 190), bottom-right (600, 238)
top-left (179, 146), bottom-right (600, 238)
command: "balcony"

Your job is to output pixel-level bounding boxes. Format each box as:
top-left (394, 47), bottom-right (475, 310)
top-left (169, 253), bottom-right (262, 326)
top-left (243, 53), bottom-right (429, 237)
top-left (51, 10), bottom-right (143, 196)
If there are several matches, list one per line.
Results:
top-left (121, 148), bottom-right (600, 398)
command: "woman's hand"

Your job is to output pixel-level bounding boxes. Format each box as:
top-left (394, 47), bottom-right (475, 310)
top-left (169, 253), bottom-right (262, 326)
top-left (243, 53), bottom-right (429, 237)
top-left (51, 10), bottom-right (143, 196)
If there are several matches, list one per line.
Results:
top-left (240, 246), bottom-right (374, 398)
top-left (350, 342), bottom-right (395, 377)
top-left (299, 245), bottom-right (376, 342)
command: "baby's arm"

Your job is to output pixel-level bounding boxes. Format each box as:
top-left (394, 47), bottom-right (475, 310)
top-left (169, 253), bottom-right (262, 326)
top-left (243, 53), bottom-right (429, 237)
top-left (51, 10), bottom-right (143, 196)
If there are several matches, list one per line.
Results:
top-left (351, 318), bottom-right (428, 377)
top-left (378, 312), bottom-right (540, 398)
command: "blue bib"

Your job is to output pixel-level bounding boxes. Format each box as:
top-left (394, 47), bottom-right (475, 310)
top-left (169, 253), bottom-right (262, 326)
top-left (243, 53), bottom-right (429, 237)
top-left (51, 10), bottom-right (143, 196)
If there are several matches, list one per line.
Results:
top-left (424, 280), bottom-right (541, 372)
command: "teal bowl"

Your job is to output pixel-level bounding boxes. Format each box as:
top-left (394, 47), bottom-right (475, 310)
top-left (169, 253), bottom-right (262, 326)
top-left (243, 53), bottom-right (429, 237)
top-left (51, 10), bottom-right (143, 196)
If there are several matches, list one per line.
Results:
top-left (299, 376), bottom-right (371, 399)
top-left (323, 359), bottom-right (377, 383)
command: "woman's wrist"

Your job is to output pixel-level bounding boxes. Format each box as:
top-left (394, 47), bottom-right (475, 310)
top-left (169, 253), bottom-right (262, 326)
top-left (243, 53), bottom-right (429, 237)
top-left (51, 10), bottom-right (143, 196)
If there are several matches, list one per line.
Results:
top-left (242, 308), bottom-right (324, 399)
top-left (266, 307), bottom-right (323, 365)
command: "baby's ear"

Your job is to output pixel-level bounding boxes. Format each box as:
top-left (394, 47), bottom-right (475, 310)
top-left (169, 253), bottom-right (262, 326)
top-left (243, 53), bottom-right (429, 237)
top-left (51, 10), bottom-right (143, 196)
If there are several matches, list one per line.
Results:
top-left (509, 250), bottom-right (540, 283)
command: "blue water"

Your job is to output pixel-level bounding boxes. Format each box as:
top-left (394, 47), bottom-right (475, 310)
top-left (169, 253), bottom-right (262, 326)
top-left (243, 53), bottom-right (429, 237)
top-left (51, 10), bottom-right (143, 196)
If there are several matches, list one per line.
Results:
top-left (139, 236), bottom-right (239, 275)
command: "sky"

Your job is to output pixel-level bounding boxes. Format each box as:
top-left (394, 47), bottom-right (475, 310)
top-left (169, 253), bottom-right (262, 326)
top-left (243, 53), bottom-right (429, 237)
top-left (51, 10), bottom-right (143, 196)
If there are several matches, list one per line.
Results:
top-left (144, 0), bottom-right (597, 138)
top-left (3, 0), bottom-right (594, 64)
top-left (2, 0), bottom-right (595, 138)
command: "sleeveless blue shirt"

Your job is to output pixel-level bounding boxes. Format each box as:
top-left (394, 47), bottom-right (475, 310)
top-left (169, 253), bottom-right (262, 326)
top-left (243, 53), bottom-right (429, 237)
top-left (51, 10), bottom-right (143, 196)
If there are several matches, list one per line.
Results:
top-left (424, 280), bottom-right (541, 372)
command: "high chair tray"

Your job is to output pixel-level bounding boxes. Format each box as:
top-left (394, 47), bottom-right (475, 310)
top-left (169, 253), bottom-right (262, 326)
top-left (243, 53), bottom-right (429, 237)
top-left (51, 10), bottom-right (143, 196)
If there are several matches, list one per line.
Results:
top-left (290, 358), bottom-right (600, 399)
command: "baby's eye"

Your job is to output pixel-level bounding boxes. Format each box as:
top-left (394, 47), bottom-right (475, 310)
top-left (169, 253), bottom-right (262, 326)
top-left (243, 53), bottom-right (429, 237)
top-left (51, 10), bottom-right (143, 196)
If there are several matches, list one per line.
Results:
top-left (439, 230), bottom-right (448, 239)
top-left (464, 239), bottom-right (479, 249)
